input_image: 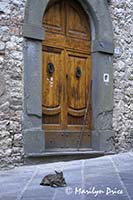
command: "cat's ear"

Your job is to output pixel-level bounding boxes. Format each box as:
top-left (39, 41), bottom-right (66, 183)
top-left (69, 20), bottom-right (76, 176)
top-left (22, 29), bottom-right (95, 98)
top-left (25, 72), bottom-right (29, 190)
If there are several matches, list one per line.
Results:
top-left (60, 171), bottom-right (63, 176)
top-left (55, 170), bottom-right (60, 174)
top-left (55, 170), bottom-right (63, 175)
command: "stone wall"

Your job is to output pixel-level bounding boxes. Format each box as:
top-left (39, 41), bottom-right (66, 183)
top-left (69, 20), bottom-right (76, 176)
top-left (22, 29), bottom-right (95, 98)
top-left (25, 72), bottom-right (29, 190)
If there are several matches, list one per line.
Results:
top-left (0, 0), bottom-right (132, 169)
top-left (0, 0), bottom-right (26, 169)
top-left (109, 0), bottom-right (133, 152)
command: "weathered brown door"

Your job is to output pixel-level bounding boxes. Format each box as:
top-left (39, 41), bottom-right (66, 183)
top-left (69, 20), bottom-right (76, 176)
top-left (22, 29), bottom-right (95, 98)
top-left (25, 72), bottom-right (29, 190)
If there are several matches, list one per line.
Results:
top-left (42, 0), bottom-right (92, 149)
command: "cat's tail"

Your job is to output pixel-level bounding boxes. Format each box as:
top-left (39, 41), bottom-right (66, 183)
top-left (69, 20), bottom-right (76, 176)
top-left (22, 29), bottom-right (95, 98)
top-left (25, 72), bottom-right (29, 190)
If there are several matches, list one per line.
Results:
top-left (40, 182), bottom-right (44, 186)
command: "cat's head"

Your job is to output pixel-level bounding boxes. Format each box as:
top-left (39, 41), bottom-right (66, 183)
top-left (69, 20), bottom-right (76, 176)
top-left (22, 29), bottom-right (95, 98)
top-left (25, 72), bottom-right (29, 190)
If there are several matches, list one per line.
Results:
top-left (55, 171), bottom-right (67, 187)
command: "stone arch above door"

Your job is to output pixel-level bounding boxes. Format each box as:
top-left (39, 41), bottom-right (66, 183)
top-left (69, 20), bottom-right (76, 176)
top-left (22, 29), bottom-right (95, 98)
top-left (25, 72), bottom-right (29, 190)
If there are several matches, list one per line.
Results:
top-left (23, 0), bottom-right (115, 154)
top-left (23, 0), bottom-right (114, 52)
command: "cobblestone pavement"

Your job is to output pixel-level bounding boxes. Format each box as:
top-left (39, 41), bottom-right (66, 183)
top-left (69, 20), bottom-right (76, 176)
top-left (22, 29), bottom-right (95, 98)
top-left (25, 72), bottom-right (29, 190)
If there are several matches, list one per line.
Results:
top-left (0, 152), bottom-right (133, 200)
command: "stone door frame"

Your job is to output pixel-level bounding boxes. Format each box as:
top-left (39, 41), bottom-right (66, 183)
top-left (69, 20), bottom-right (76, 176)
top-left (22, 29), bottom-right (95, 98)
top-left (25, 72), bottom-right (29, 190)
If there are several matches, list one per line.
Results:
top-left (23, 0), bottom-right (115, 154)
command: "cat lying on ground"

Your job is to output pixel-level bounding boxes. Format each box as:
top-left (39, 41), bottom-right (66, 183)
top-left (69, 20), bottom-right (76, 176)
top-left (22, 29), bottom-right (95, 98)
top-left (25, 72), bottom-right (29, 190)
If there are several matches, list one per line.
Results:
top-left (40, 171), bottom-right (67, 188)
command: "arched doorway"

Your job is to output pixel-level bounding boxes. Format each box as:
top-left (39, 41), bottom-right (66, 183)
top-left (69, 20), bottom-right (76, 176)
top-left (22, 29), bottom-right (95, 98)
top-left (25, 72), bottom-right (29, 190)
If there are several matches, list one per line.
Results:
top-left (23, 0), bottom-right (114, 154)
top-left (42, 0), bottom-right (92, 149)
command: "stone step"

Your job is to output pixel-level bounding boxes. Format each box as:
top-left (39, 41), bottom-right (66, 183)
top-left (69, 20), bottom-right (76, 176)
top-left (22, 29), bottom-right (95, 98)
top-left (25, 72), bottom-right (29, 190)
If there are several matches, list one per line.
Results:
top-left (24, 149), bottom-right (107, 165)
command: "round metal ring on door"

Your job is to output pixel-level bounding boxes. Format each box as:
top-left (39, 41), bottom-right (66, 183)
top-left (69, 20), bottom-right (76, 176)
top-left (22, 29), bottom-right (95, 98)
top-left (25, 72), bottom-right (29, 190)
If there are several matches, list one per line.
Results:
top-left (76, 66), bottom-right (82, 78)
top-left (47, 62), bottom-right (55, 74)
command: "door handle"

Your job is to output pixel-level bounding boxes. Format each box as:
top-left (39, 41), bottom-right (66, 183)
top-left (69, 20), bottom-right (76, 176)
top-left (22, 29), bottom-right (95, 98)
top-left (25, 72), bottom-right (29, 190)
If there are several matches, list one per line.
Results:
top-left (47, 62), bottom-right (55, 74)
top-left (76, 66), bottom-right (82, 78)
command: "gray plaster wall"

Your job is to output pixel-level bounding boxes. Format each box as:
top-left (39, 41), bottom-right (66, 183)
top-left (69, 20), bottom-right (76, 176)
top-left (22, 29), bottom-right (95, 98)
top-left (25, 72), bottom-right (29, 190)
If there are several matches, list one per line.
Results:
top-left (0, 0), bottom-right (132, 169)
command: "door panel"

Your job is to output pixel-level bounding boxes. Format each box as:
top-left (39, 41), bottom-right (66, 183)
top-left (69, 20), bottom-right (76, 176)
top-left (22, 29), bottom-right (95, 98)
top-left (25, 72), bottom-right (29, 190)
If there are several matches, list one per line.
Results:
top-left (67, 52), bottom-right (87, 110)
top-left (42, 0), bottom-right (91, 149)
top-left (43, 0), bottom-right (90, 52)
top-left (44, 1), bottom-right (65, 35)
top-left (66, 51), bottom-right (91, 130)
top-left (42, 46), bottom-right (64, 128)
top-left (66, 1), bottom-right (90, 40)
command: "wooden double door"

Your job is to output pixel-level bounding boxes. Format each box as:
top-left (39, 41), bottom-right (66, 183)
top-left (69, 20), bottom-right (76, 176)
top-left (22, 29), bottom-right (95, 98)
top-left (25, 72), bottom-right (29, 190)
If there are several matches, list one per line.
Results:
top-left (42, 0), bottom-right (92, 149)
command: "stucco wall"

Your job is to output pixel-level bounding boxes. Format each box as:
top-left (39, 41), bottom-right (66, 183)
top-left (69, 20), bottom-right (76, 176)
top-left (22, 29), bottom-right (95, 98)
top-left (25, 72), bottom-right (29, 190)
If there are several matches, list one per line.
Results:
top-left (0, 0), bottom-right (132, 169)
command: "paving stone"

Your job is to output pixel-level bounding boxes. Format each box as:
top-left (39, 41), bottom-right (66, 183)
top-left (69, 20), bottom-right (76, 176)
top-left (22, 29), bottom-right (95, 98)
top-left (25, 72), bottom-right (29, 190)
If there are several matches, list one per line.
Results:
top-left (0, 153), bottom-right (133, 200)
top-left (0, 0), bottom-right (132, 169)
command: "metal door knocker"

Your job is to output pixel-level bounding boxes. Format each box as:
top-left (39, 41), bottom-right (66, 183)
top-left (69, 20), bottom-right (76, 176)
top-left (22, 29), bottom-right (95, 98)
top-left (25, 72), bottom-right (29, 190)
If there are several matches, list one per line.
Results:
top-left (76, 66), bottom-right (81, 78)
top-left (47, 63), bottom-right (55, 74)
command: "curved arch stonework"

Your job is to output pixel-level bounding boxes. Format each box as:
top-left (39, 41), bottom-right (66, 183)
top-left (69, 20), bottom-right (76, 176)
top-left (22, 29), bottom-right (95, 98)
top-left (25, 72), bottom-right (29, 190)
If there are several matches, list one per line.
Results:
top-left (23, 0), bottom-right (115, 154)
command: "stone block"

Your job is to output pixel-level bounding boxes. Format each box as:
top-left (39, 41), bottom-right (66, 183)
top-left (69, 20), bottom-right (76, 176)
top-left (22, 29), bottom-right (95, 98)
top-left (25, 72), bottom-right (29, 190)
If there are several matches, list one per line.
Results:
top-left (96, 111), bottom-right (113, 130)
top-left (0, 42), bottom-right (5, 51)
top-left (23, 129), bottom-right (45, 154)
top-left (0, 74), bottom-right (6, 97)
top-left (23, 23), bottom-right (45, 40)
top-left (92, 130), bottom-right (115, 152)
